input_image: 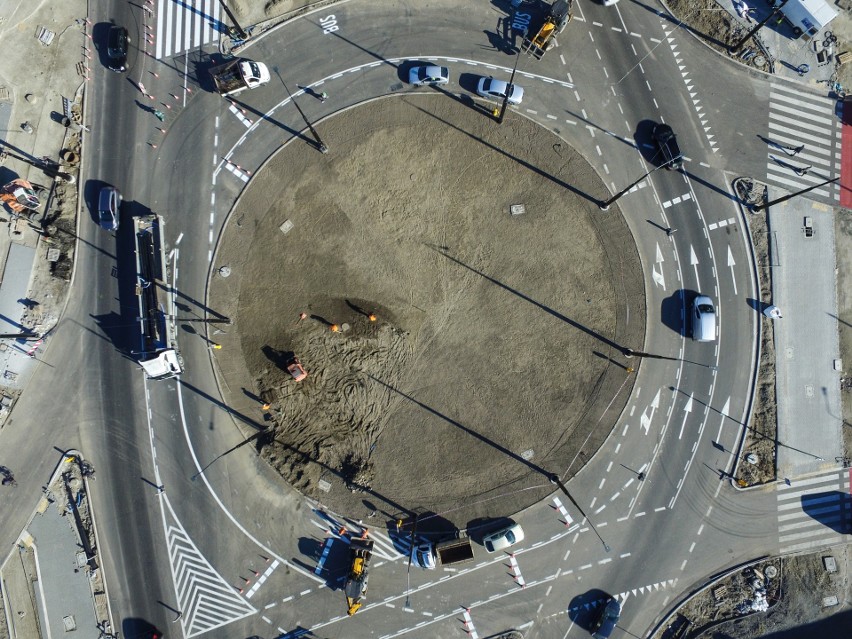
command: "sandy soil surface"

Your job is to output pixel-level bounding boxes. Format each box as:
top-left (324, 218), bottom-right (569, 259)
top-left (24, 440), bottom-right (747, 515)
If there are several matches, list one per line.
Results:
top-left (679, 548), bottom-right (851, 639)
top-left (209, 95), bottom-right (645, 525)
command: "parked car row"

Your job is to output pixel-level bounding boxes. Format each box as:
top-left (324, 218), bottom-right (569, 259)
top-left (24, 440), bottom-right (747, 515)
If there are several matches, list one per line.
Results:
top-left (407, 64), bottom-right (525, 105)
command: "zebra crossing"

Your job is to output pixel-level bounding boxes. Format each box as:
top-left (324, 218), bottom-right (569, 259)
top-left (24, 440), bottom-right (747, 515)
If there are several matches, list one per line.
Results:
top-left (161, 495), bottom-right (256, 637)
top-left (154, 0), bottom-right (224, 60)
top-left (777, 468), bottom-right (851, 554)
top-left (765, 83), bottom-right (842, 201)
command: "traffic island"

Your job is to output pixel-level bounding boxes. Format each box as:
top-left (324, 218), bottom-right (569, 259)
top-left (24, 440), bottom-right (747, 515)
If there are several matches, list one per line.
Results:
top-left (208, 94), bottom-right (646, 524)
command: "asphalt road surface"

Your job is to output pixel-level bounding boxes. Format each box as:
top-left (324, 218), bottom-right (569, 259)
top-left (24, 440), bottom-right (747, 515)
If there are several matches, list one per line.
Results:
top-left (1, 1), bottom-right (845, 638)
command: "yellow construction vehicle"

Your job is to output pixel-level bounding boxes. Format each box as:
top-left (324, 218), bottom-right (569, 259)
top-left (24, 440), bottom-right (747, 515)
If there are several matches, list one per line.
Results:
top-left (0, 178), bottom-right (40, 213)
top-left (344, 535), bottom-right (374, 616)
top-left (522, 0), bottom-right (572, 59)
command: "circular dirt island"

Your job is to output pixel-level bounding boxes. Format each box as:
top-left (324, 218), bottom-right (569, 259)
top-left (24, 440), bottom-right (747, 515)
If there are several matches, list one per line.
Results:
top-left (208, 95), bottom-right (645, 528)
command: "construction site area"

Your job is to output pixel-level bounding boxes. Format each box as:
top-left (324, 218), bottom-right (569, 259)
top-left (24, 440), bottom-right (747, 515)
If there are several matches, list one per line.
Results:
top-left (207, 95), bottom-right (646, 524)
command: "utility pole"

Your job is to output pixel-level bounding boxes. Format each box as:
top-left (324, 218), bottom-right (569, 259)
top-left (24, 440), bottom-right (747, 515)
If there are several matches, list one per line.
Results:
top-left (496, 30), bottom-right (527, 125)
top-left (749, 176), bottom-right (840, 212)
top-left (729, 0), bottom-right (790, 54)
top-left (0, 147), bottom-right (74, 183)
top-left (217, 0), bottom-right (248, 40)
top-left (549, 474), bottom-right (610, 552)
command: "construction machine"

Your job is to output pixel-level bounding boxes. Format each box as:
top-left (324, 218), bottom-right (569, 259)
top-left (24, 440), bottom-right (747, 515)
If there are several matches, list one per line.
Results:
top-left (521, 0), bottom-right (572, 59)
top-left (344, 535), bottom-right (374, 616)
top-left (1, 179), bottom-right (40, 213)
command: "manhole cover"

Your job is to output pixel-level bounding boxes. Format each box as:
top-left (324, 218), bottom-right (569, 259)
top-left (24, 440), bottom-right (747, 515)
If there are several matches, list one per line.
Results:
top-left (805, 384), bottom-right (814, 398)
top-left (754, 55), bottom-right (766, 67)
top-left (279, 219), bottom-right (294, 234)
top-left (318, 479), bottom-right (331, 493)
top-left (510, 204), bottom-right (526, 216)
top-left (62, 615), bottom-right (76, 631)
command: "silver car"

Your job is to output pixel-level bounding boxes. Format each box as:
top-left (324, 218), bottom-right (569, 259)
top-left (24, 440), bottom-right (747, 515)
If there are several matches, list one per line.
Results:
top-left (411, 543), bottom-right (436, 569)
top-left (482, 523), bottom-right (525, 553)
top-left (691, 295), bottom-right (716, 342)
top-left (97, 186), bottom-right (121, 231)
top-left (408, 65), bottom-right (450, 86)
top-left (476, 77), bottom-right (524, 105)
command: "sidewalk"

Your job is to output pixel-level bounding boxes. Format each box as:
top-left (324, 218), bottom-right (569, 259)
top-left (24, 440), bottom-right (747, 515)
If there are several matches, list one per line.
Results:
top-left (767, 190), bottom-right (843, 477)
top-left (0, 0), bottom-right (86, 423)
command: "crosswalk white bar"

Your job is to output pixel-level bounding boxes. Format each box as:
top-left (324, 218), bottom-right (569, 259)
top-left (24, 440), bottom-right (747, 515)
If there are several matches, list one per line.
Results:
top-left (156, 0), bottom-right (164, 59)
top-left (780, 535), bottom-right (846, 553)
top-left (767, 120), bottom-right (837, 146)
top-left (165, 0), bottom-right (174, 58)
top-left (766, 164), bottom-right (836, 185)
top-left (777, 471), bottom-right (844, 490)
top-left (174, 0), bottom-right (182, 60)
top-left (765, 131), bottom-right (833, 157)
top-left (776, 494), bottom-right (843, 511)
top-left (771, 85), bottom-right (834, 114)
top-left (779, 513), bottom-right (848, 533)
top-left (769, 102), bottom-right (835, 127)
top-left (778, 504), bottom-right (843, 520)
top-left (763, 172), bottom-right (831, 197)
top-left (777, 483), bottom-right (848, 501)
top-left (768, 112), bottom-right (835, 138)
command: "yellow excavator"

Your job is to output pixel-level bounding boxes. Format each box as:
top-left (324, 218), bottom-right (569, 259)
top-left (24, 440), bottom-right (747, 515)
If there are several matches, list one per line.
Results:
top-left (522, 0), bottom-right (573, 60)
top-left (344, 534), bottom-right (374, 616)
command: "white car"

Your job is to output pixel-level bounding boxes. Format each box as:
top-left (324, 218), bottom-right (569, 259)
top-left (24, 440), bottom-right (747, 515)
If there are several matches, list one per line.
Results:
top-left (408, 65), bottom-right (450, 86)
top-left (482, 523), bottom-right (525, 553)
top-left (476, 77), bottom-right (524, 105)
top-left (691, 295), bottom-right (717, 342)
top-left (411, 543), bottom-right (436, 569)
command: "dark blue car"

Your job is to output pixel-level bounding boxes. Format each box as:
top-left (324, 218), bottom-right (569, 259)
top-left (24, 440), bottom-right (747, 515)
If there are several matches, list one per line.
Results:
top-left (592, 598), bottom-right (621, 638)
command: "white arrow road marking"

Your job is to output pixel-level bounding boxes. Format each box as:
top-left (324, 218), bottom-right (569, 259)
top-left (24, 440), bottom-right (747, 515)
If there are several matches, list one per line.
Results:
top-left (715, 396), bottom-right (730, 441)
top-left (656, 243), bottom-right (665, 264)
top-left (677, 393), bottom-right (693, 440)
top-left (652, 264), bottom-right (666, 290)
top-left (689, 245), bottom-right (700, 289)
top-left (639, 389), bottom-right (661, 435)
top-left (727, 246), bottom-right (737, 295)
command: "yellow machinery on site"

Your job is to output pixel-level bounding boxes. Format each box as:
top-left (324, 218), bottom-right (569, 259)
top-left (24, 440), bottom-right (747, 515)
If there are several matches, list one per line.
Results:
top-left (522, 0), bottom-right (572, 59)
top-left (344, 535), bottom-right (374, 616)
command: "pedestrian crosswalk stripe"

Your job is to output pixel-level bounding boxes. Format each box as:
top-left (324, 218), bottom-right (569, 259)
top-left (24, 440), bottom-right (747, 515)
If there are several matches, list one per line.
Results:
top-left (156, 0), bottom-right (222, 60)
top-left (762, 173), bottom-right (831, 197)
top-left (770, 102), bottom-right (834, 126)
top-left (766, 165), bottom-right (834, 186)
top-left (768, 119), bottom-right (835, 145)
top-left (775, 469), bottom-right (851, 554)
top-left (765, 130), bottom-right (833, 156)
top-left (769, 112), bottom-right (834, 137)
top-left (770, 84), bottom-right (834, 115)
top-left (777, 482), bottom-right (849, 501)
top-left (779, 473), bottom-right (847, 490)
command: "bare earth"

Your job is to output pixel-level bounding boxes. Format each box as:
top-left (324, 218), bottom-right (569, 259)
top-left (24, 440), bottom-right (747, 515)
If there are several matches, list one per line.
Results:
top-left (209, 95), bottom-right (645, 526)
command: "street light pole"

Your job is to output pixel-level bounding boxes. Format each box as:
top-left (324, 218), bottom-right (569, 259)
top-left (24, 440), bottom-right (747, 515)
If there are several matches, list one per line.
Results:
top-left (729, 0), bottom-right (790, 54)
top-left (217, 0), bottom-right (248, 40)
top-left (598, 157), bottom-right (676, 210)
top-left (496, 30), bottom-right (527, 125)
top-left (749, 176), bottom-right (840, 212)
top-left (550, 474), bottom-right (611, 553)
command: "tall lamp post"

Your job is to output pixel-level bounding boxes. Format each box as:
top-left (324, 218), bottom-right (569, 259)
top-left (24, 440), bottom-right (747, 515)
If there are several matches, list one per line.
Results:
top-left (749, 176), bottom-right (840, 212)
top-left (217, 0), bottom-right (248, 40)
top-left (496, 30), bottom-right (527, 125)
top-left (729, 0), bottom-right (790, 54)
top-left (598, 156), bottom-right (677, 211)
top-left (622, 348), bottom-right (718, 373)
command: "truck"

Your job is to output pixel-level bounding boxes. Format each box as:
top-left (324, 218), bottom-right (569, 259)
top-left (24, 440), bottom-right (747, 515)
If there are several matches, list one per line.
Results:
top-left (209, 58), bottom-right (270, 97)
top-left (344, 536), bottom-right (374, 616)
top-left (779, 0), bottom-right (837, 40)
top-left (134, 215), bottom-right (183, 380)
top-left (521, 0), bottom-right (572, 59)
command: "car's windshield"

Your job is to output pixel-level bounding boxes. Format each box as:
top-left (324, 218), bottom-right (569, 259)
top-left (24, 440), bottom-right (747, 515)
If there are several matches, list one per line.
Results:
top-left (698, 304), bottom-right (714, 314)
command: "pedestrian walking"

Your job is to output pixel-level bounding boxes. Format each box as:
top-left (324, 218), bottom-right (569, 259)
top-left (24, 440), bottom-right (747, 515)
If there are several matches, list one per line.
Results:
top-left (319, 91), bottom-right (328, 103)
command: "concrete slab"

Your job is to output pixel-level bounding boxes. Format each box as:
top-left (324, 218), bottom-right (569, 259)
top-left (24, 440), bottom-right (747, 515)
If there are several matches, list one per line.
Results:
top-left (26, 500), bottom-right (100, 639)
top-left (769, 192), bottom-right (843, 477)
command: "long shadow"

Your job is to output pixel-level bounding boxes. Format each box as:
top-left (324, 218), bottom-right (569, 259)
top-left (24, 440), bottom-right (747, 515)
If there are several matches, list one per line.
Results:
top-left (429, 245), bottom-right (625, 353)
top-left (567, 589), bottom-right (613, 628)
top-left (827, 312), bottom-right (852, 329)
top-left (179, 379), bottom-right (413, 515)
top-left (364, 371), bottom-right (554, 481)
top-left (759, 610), bottom-right (852, 639)
top-left (564, 108), bottom-right (642, 152)
top-left (229, 94), bottom-right (312, 144)
top-left (0, 138), bottom-right (45, 166)
top-left (409, 102), bottom-right (602, 205)
top-left (800, 491), bottom-right (851, 534)
top-left (683, 169), bottom-right (740, 203)
top-left (661, 289), bottom-right (690, 336)
top-left (670, 385), bottom-right (745, 426)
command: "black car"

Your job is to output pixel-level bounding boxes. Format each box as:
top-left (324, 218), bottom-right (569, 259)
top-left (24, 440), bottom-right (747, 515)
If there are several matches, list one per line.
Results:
top-left (652, 123), bottom-right (683, 169)
top-left (107, 25), bottom-right (129, 72)
top-left (591, 598), bottom-right (621, 639)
